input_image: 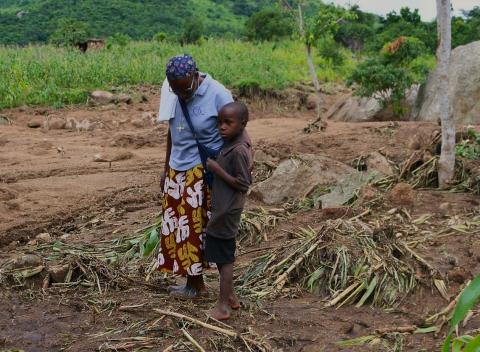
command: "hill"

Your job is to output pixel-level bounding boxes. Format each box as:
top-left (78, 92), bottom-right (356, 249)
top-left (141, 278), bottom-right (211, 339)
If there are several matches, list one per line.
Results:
top-left (0, 0), bottom-right (274, 45)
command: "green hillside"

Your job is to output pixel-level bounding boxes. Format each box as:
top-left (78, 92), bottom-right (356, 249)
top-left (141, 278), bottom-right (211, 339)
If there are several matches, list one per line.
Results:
top-left (0, 0), bottom-right (273, 45)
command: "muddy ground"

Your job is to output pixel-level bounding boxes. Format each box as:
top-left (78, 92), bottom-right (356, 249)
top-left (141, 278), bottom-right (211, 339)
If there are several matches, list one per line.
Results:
top-left (0, 89), bottom-right (479, 352)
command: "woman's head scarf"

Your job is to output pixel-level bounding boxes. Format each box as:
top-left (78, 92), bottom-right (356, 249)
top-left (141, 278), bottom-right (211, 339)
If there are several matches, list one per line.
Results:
top-left (165, 54), bottom-right (198, 80)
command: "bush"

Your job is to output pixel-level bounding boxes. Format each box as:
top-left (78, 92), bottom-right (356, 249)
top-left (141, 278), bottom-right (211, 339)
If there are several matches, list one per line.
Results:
top-left (245, 7), bottom-right (294, 41)
top-left (180, 19), bottom-right (205, 45)
top-left (107, 33), bottom-right (131, 48)
top-left (49, 18), bottom-right (90, 47)
top-left (317, 35), bottom-right (345, 66)
top-left (153, 32), bottom-right (167, 42)
top-left (348, 36), bottom-right (431, 116)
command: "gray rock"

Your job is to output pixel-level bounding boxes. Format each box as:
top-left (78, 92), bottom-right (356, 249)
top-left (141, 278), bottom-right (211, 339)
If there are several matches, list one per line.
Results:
top-left (365, 152), bottom-right (395, 176)
top-left (250, 154), bottom-right (358, 205)
top-left (90, 90), bottom-right (115, 105)
top-left (0, 116), bottom-right (10, 125)
top-left (327, 87), bottom-right (418, 122)
top-left (11, 254), bottom-right (43, 269)
top-left (414, 41), bottom-right (480, 124)
top-left (27, 118), bottom-right (43, 128)
top-left (319, 171), bottom-right (380, 208)
top-left (47, 264), bottom-right (70, 283)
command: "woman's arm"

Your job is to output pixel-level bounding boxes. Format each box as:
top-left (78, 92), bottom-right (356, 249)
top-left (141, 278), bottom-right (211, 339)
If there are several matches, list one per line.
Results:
top-left (161, 128), bottom-right (172, 189)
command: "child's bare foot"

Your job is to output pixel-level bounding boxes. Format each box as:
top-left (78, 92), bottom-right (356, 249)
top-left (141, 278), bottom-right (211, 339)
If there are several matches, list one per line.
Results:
top-left (208, 304), bottom-right (231, 321)
top-left (229, 294), bottom-right (241, 310)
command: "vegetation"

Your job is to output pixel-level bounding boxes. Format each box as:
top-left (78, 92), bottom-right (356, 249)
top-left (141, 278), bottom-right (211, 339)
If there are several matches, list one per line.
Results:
top-left (0, 40), bottom-right (355, 109)
top-left (245, 6), bottom-right (294, 41)
top-left (0, 0), bottom-right (275, 45)
top-left (443, 275), bottom-right (480, 352)
top-left (348, 36), bottom-right (434, 115)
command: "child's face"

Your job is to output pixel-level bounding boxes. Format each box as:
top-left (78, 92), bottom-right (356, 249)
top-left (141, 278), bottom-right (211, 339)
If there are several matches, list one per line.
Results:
top-left (218, 112), bottom-right (245, 140)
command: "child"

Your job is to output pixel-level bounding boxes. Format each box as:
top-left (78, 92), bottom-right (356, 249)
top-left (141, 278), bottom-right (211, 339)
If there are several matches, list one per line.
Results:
top-left (205, 101), bottom-right (253, 320)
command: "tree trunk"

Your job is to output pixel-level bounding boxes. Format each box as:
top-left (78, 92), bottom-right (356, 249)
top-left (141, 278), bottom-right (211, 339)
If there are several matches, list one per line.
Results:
top-left (297, 3), bottom-right (326, 130)
top-left (436, 0), bottom-right (455, 188)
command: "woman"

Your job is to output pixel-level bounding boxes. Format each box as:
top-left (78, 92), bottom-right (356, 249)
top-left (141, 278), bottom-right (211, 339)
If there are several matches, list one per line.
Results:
top-left (157, 54), bottom-right (233, 299)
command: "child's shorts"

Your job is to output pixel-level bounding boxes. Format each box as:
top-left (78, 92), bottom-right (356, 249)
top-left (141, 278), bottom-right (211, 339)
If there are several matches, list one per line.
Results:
top-left (204, 234), bottom-right (236, 265)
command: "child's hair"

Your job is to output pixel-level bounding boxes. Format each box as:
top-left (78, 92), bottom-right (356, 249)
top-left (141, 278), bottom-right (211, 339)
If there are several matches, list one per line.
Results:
top-left (222, 101), bottom-right (249, 123)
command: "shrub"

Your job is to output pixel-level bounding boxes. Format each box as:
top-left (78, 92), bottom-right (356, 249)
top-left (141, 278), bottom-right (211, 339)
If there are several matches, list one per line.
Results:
top-left (153, 32), bottom-right (167, 42)
top-left (245, 7), bottom-right (294, 41)
top-left (49, 18), bottom-right (90, 47)
top-left (348, 36), bottom-right (431, 116)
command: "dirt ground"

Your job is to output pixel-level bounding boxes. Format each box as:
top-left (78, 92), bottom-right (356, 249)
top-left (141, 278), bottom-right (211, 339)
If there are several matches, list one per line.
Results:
top-left (0, 89), bottom-right (479, 352)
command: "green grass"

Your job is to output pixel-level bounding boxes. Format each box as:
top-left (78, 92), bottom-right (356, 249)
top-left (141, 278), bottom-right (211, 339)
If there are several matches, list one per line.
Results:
top-left (0, 39), bottom-right (356, 109)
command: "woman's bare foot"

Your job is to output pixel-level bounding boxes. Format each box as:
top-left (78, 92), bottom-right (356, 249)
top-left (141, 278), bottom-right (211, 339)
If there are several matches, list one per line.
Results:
top-left (229, 294), bottom-right (241, 310)
top-left (209, 303), bottom-right (231, 320)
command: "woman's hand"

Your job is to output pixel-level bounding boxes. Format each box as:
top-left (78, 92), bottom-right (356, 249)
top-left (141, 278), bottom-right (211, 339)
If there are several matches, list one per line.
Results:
top-left (206, 158), bottom-right (221, 174)
top-left (160, 170), bottom-right (167, 190)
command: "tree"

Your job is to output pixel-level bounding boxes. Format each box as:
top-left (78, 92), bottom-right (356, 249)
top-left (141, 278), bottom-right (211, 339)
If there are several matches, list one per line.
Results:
top-left (180, 18), bottom-right (205, 45)
top-left (348, 36), bottom-right (430, 116)
top-left (279, 0), bottom-right (355, 130)
top-left (436, 0), bottom-right (455, 188)
top-left (245, 7), bottom-right (294, 41)
top-left (49, 18), bottom-right (90, 47)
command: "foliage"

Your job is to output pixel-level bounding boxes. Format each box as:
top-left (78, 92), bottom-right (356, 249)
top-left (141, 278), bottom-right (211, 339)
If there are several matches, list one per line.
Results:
top-left (153, 32), bottom-right (167, 43)
top-left (245, 6), bottom-right (294, 41)
top-left (317, 35), bottom-right (345, 66)
top-left (348, 36), bottom-right (431, 115)
top-left (106, 33), bottom-right (130, 48)
top-left (0, 0), bottom-right (250, 45)
top-left (443, 275), bottom-right (480, 352)
top-left (0, 39), bottom-right (352, 109)
top-left (452, 6), bottom-right (480, 48)
top-left (456, 129), bottom-right (480, 160)
top-left (180, 18), bottom-right (205, 45)
top-left (48, 18), bottom-right (90, 47)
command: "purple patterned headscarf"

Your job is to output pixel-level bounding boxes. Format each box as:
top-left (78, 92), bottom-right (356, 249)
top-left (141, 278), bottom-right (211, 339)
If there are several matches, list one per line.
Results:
top-left (165, 54), bottom-right (198, 80)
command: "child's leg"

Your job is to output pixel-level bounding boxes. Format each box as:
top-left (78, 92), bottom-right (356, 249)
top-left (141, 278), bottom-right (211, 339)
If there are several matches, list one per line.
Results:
top-left (209, 263), bottom-right (236, 320)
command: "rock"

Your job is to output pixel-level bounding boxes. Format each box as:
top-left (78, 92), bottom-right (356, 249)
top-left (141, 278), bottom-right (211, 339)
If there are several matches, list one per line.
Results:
top-left (47, 264), bottom-right (70, 283)
top-left (439, 202), bottom-right (454, 215)
top-left (141, 112), bottom-right (155, 126)
top-left (28, 118), bottom-right (44, 128)
top-left (319, 171), bottom-right (380, 208)
top-left (11, 254), bottom-right (43, 269)
top-left (387, 182), bottom-right (414, 208)
top-left (35, 233), bottom-right (51, 243)
top-left (447, 269), bottom-right (468, 284)
top-left (365, 152), bottom-right (394, 176)
top-left (0, 116), bottom-right (10, 125)
top-left (90, 90), bottom-right (115, 105)
top-left (76, 119), bottom-right (92, 132)
top-left (45, 117), bottom-right (66, 130)
top-left (325, 94), bottom-right (382, 122)
top-left (111, 151), bottom-right (134, 161)
top-left (131, 118), bottom-right (146, 128)
top-left (250, 154), bottom-right (358, 205)
top-left (116, 93), bottom-right (133, 104)
top-left (357, 185), bottom-right (380, 205)
top-left (254, 150), bottom-right (278, 164)
top-left (326, 87), bottom-right (418, 122)
top-left (65, 117), bottom-right (77, 130)
top-left (414, 41), bottom-right (480, 124)
top-left (306, 94), bottom-right (319, 110)
top-left (93, 153), bottom-right (109, 162)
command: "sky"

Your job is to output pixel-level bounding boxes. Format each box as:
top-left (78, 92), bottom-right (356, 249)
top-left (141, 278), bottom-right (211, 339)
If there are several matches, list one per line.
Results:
top-left (330, 0), bottom-right (479, 20)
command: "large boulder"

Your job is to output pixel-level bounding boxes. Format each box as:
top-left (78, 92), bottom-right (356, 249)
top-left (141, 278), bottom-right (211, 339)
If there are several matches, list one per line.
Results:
top-left (250, 154), bottom-right (358, 205)
top-left (414, 41), bottom-right (480, 124)
top-left (326, 86), bottom-right (419, 122)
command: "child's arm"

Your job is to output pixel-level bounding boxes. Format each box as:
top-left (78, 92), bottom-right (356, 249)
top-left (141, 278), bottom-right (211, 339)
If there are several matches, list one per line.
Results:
top-left (206, 149), bottom-right (251, 192)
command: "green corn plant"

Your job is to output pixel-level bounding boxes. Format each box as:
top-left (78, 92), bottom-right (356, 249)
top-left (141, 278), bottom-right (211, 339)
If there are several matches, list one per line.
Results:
top-left (443, 275), bottom-right (480, 352)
